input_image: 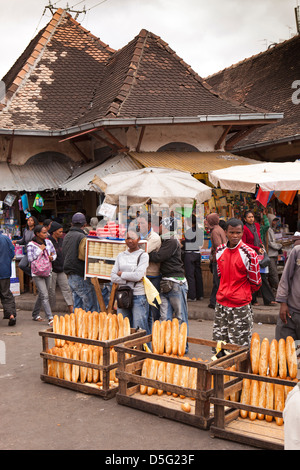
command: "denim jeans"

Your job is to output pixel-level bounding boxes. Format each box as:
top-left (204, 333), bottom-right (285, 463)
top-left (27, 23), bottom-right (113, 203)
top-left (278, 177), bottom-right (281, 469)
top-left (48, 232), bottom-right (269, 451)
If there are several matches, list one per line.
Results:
top-left (32, 275), bottom-right (53, 320)
top-left (160, 280), bottom-right (189, 352)
top-left (67, 274), bottom-right (99, 312)
top-left (117, 294), bottom-right (150, 335)
top-left (160, 281), bottom-right (189, 325)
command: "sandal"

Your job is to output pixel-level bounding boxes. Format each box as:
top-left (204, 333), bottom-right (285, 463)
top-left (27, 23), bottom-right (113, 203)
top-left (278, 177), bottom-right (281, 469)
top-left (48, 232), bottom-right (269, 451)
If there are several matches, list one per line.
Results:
top-left (8, 315), bottom-right (16, 326)
top-left (48, 319), bottom-right (53, 326)
top-left (33, 316), bottom-right (44, 322)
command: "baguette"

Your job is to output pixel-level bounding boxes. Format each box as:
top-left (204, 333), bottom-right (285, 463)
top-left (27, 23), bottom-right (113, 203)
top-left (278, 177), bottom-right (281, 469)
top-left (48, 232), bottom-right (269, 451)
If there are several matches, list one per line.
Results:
top-left (117, 313), bottom-right (124, 338)
top-left (278, 338), bottom-right (287, 379)
top-left (147, 359), bottom-right (158, 396)
top-left (70, 313), bottom-right (76, 338)
top-left (71, 347), bottom-right (80, 383)
top-left (269, 339), bottom-right (278, 378)
top-left (157, 361), bottom-right (166, 396)
top-left (92, 312), bottom-right (99, 340)
top-left (53, 315), bottom-right (60, 347)
top-left (188, 362), bottom-right (197, 400)
top-left (250, 332), bottom-right (260, 374)
top-left (123, 316), bottom-right (131, 337)
top-left (179, 365), bottom-right (189, 399)
top-left (80, 347), bottom-right (89, 383)
top-left (92, 346), bottom-right (100, 383)
top-left (165, 320), bottom-right (172, 355)
top-left (229, 365), bottom-right (239, 402)
top-left (258, 337), bottom-right (269, 376)
top-left (76, 309), bottom-right (83, 338)
top-left (62, 347), bottom-right (71, 381)
top-left (86, 346), bottom-right (93, 383)
top-left (274, 384), bottom-right (285, 426)
top-left (159, 321), bottom-right (166, 355)
top-left (102, 315), bottom-right (109, 340)
top-left (165, 360), bottom-right (174, 395)
top-left (108, 314), bottom-right (116, 340)
top-left (178, 322), bottom-right (187, 357)
top-left (64, 314), bottom-right (70, 342)
top-left (171, 318), bottom-right (179, 356)
top-left (140, 358), bottom-right (150, 395)
top-left (286, 336), bottom-right (297, 379)
top-left (265, 381), bottom-right (274, 422)
top-left (83, 311), bottom-right (89, 339)
top-left (181, 402), bottom-right (191, 413)
top-left (249, 379), bottom-right (259, 420)
top-left (172, 363), bottom-right (182, 397)
top-left (257, 380), bottom-right (267, 420)
top-left (152, 320), bottom-right (160, 354)
top-left (98, 312), bottom-right (106, 340)
top-left (47, 348), bottom-right (56, 377)
top-left (59, 315), bottom-right (66, 347)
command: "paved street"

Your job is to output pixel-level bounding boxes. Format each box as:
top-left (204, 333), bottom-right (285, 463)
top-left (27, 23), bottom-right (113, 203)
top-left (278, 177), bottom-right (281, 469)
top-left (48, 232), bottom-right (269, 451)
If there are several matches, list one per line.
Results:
top-left (0, 296), bottom-right (279, 451)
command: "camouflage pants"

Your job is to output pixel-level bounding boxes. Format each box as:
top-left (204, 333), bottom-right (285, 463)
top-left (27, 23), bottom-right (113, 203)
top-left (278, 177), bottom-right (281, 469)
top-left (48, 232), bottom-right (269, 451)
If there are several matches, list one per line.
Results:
top-left (212, 302), bottom-right (253, 347)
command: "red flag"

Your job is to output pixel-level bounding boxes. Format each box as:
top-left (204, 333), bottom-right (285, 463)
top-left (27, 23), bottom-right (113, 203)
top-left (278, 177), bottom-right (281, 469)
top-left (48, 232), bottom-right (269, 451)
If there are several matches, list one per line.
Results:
top-left (256, 187), bottom-right (270, 207)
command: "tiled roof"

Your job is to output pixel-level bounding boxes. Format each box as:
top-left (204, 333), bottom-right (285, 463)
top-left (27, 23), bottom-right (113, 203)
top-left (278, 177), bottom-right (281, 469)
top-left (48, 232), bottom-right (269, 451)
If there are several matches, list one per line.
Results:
top-left (0, 9), bottom-right (277, 133)
top-left (0, 9), bottom-right (115, 131)
top-left (206, 35), bottom-right (300, 148)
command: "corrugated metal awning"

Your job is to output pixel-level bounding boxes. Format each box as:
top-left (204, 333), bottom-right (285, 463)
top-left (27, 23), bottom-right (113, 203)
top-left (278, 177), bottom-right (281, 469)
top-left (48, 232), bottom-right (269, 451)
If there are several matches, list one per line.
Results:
top-left (60, 154), bottom-right (142, 191)
top-left (0, 161), bottom-right (73, 192)
top-left (129, 151), bottom-right (257, 175)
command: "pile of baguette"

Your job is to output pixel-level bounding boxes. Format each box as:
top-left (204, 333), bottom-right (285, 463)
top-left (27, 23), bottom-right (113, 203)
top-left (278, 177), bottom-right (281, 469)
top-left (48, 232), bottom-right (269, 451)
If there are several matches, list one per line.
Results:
top-left (140, 319), bottom-right (201, 413)
top-left (47, 309), bottom-right (131, 388)
top-left (239, 333), bottom-right (298, 425)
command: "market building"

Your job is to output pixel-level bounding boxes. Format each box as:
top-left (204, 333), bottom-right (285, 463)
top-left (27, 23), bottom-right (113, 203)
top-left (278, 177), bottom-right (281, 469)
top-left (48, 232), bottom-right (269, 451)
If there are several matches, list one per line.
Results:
top-left (0, 7), bottom-right (282, 237)
top-left (206, 32), bottom-right (300, 231)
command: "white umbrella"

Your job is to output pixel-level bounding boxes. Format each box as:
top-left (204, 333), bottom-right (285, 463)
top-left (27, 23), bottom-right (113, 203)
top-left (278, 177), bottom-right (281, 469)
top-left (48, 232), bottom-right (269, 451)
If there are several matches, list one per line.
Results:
top-left (209, 161), bottom-right (300, 193)
top-left (90, 167), bottom-right (212, 206)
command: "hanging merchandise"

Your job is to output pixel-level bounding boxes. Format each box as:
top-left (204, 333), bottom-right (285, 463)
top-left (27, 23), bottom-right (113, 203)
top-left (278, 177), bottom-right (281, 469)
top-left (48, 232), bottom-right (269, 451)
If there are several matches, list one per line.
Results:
top-left (4, 193), bottom-right (16, 207)
top-left (33, 193), bottom-right (44, 213)
top-left (21, 194), bottom-right (29, 212)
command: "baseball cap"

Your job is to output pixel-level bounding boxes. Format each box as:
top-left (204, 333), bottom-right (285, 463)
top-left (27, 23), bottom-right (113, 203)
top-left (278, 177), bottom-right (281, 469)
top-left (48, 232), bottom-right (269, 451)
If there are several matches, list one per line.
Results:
top-left (72, 212), bottom-right (87, 225)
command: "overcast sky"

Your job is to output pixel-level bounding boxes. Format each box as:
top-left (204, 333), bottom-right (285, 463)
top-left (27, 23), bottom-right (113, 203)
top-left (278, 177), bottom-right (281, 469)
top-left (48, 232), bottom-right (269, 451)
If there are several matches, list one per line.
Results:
top-left (0, 0), bottom-right (298, 80)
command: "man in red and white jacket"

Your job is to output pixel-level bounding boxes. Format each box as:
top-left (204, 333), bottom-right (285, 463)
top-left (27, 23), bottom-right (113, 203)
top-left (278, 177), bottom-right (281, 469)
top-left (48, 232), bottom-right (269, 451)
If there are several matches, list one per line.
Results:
top-left (213, 218), bottom-right (261, 348)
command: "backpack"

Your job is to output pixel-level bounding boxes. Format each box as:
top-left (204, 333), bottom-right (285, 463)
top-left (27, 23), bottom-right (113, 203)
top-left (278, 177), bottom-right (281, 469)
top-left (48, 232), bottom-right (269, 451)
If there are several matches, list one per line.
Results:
top-left (30, 243), bottom-right (52, 277)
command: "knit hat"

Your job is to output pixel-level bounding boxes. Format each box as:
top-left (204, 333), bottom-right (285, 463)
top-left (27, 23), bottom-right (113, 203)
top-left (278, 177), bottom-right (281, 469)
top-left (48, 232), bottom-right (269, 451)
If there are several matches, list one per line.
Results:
top-left (49, 221), bottom-right (63, 234)
top-left (206, 213), bottom-right (219, 229)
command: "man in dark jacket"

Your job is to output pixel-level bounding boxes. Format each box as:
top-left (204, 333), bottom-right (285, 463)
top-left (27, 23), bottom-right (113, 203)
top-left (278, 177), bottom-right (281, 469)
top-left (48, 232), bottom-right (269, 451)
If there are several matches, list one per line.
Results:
top-left (149, 217), bottom-right (188, 328)
top-left (62, 213), bottom-right (99, 312)
top-left (48, 222), bottom-right (73, 314)
top-left (0, 233), bottom-right (17, 325)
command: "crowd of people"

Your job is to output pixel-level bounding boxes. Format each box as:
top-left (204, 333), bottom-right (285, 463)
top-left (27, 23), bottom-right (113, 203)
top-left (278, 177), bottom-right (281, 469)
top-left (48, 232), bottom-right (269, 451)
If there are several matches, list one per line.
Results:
top-left (0, 207), bottom-right (299, 353)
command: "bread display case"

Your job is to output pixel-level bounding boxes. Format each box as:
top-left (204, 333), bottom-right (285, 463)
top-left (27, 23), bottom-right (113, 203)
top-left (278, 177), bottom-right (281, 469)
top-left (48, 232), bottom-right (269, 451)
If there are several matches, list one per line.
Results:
top-left (84, 238), bottom-right (147, 280)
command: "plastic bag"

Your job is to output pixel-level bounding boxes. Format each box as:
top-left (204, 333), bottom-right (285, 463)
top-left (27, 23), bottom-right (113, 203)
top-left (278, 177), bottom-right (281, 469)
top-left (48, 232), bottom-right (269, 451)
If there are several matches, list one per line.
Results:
top-left (143, 276), bottom-right (161, 307)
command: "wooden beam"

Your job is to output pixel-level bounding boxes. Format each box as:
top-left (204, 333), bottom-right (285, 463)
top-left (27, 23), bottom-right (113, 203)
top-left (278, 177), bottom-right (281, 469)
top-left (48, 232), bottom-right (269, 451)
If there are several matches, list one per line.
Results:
top-left (69, 140), bottom-right (90, 162)
top-left (99, 127), bottom-right (129, 152)
top-left (92, 132), bottom-right (119, 152)
top-left (7, 130), bottom-right (14, 163)
top-left (136, 125), bottom-right (146, 152)
top-left (225, 126), bottom-right (259, 150)
top-left (215, 125), bottom-right (232, 150)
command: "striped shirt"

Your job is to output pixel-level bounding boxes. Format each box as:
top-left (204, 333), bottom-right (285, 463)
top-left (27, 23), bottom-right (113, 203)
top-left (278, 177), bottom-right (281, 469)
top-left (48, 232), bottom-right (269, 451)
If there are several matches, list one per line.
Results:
top-left (216, 240), bottom-right (261, 308)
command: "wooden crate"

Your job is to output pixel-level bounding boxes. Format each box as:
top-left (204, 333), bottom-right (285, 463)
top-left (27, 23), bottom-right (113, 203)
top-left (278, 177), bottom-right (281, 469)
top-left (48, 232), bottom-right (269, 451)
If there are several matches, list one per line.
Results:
top-left (209, 352), bottom-right (298, 450)
top-left (115, 334), bottom-right (247, 429)
top-left (39, 327), bottom-right (146, 400)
